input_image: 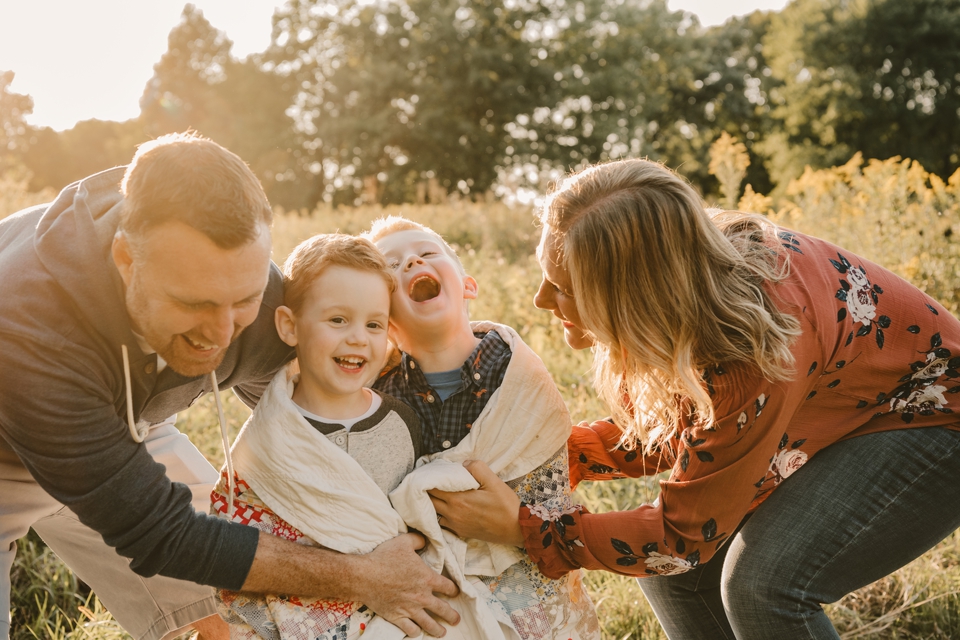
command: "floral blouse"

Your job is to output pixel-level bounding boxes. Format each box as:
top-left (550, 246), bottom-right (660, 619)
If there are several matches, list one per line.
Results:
top-left (520, 229), bottom-right (960, 579)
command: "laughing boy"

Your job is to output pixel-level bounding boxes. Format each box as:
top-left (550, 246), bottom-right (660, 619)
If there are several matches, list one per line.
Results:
top-left (368, 217), bottom-right (601, 639)
top-left (210, 234), bottom-right (426, 639)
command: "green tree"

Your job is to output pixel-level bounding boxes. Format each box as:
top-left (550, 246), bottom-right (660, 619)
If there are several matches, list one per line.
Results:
top-left (139, 4), bottom-right (234, 138)
top-left (20, 119), bottom-right (146, 191)
top-left (504, 0), bottom-right (693, 172)
top-left (503, 1), bottom-right (780, 198)
top-left (141, 4), bottom-right (306, 208)
top-left (268, 0), bottom-right (558, 203)
top-left (762, 0), bottom-right (960, 186)
top-left (693, 11), bottom-right (780, 196)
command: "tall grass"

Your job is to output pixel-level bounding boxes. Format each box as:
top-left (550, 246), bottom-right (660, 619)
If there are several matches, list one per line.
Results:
top-left (6, 159), bottom-right (960, 638)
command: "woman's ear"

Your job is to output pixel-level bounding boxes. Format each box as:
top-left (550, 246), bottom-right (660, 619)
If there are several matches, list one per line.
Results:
top-left (275, 306), bottom-right (298, 347)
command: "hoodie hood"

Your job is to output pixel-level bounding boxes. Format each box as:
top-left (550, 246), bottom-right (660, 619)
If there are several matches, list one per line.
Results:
top-left (34, 166), bottom-right (141, 355)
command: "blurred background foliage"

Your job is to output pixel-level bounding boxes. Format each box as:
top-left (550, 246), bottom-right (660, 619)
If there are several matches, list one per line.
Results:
top-left (2, 0), bottom-right (959, 208)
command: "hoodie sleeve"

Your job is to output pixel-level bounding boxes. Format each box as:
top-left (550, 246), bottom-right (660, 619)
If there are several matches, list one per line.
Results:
top-left (230, 261), bottom-right (296, 410)
top-left (0, 330), bottom-right (259, 589)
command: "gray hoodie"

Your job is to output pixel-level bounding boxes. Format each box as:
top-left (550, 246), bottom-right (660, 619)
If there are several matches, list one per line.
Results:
top-left (0, 167), bottom-right (293, 589)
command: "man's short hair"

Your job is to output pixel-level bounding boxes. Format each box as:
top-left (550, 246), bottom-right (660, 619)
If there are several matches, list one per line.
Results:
top-left (362, 215), bottom-right (466, 276)
top-left (282, 233), bottom-right (397, 314)
top-left (120, 132), bottom-right (272, 248)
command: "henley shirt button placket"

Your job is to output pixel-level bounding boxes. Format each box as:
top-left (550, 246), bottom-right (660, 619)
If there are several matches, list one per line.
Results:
top-left (335, 434), bottom-right (347, 448)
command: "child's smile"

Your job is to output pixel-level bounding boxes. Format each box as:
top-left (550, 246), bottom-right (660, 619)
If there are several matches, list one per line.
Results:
top-left (409, 273), bottom-right (441, 302)
top-left (333, 355), bottom-right (367, 371)
top-left (374, 229), bottom-right (479, 357)
top-left (278, 264), bottom-right (391, 418)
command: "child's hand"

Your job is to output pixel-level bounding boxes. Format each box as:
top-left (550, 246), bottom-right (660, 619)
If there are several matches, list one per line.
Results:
top-left (429, 460), bottom-right (524, 548)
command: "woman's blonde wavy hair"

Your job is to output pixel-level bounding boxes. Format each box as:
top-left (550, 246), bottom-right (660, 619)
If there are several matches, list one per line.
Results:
top-left (541, 159), bottom-right (802, 449)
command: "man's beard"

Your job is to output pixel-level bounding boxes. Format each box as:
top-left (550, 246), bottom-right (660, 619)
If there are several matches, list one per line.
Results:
top-left (125, 279), bottom-right (242, 378)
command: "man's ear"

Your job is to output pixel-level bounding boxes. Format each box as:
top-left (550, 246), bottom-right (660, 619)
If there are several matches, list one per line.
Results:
top-left (462, 275), bottom-right (479, 300)
top-left (275, 306), bottom-right (299, 347)
top-left (111, 231), bottom-right (135, 287)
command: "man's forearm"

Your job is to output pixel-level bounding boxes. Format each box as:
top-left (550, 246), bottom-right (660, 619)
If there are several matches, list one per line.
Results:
top-left (241, 531), bottom-right (368, 600)
top-left (239, 531), bottom-right (461, 637)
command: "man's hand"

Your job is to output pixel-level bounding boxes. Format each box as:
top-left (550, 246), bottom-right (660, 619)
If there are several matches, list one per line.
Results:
top-left (242, 531), bottom-right (459, 637)
top-left (429, 460), bottom-right (524, 547)
top-left (355, 533), bottom-right (460, 637)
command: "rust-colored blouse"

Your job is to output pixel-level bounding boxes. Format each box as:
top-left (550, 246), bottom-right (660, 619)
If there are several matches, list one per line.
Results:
top-left (520, 230), bottom-right (960, 579)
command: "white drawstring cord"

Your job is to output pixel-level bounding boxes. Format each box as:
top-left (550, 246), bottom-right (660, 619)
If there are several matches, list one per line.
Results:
top-left (121, 345), bottom-right (146, 443)
top-left (211, 370), bottom-right (235, 518)
top-left (123, 344), bottom-right (234, 516)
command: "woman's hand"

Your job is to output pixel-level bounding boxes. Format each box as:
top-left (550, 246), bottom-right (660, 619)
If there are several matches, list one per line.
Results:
top-left (428, 460), bottom-right (524, 548)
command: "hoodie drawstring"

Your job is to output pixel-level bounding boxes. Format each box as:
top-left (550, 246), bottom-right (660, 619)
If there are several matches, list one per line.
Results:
top-left (122, 344), bottom-right (235, 516)
top-left (121, 345), bottom-right (147, 443)
top-left (211, 369), bottom-right (235, 517)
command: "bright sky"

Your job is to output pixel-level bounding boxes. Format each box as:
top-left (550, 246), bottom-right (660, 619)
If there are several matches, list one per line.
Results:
top-left (0, 0), bottom-right (789, 131)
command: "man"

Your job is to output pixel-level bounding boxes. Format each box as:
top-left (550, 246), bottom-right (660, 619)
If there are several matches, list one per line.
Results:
top-left (0, 133), bottom-right (458, 640)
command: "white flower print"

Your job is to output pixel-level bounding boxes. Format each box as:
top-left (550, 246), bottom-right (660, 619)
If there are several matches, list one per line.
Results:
top-left (846, 265), bottom-right (870, 289)
top-left (527, 504), bottom-right (564, 521)
top-left (644, 552), bottom-right (693, 576)
top-left (736, 411), bottom-right (747, 432)
top-left (772, 448), bottom-right (808, 479)
top-left (757, 434), bottom-right (809, 492)
top-left (890, 384), bottom-right (948, 415)
top-left (912, 352), bottom-right (949, 382)
top-left (846, 268), bottom-right (877, 325)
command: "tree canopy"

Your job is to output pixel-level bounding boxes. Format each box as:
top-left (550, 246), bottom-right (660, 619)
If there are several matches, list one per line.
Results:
top-left (2, 0), bottom-right (957, 206)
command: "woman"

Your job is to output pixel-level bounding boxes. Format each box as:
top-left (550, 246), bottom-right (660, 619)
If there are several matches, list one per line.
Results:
top-left (429, 159), bottom-right (960, 639)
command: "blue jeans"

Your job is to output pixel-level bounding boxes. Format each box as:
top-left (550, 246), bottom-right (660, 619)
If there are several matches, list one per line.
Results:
top-left (636, 427), bottom-right (960, 639)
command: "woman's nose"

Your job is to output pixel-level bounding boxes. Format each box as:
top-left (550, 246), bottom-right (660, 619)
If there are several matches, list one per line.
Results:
top-left (533, 278), bottom-right (554, 310)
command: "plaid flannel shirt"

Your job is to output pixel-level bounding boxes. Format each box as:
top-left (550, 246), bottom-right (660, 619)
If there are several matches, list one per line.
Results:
top-left (373, 331), bottom-right (512, 455)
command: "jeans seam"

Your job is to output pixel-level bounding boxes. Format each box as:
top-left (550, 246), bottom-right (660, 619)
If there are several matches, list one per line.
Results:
top-left (696, 591), bottom-right (733, 639)
top-left (795, 433), bottom-right (960, 631)
top-left (693, 563), bottom-right (734, 639)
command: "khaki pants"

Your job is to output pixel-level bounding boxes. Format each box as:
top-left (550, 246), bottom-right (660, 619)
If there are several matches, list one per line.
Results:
top-left (1, 418), bottom-right (219, 640)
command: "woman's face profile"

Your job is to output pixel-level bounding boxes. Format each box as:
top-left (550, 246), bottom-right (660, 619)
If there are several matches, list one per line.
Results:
top-left (534, 225), bottom-right (594, 350)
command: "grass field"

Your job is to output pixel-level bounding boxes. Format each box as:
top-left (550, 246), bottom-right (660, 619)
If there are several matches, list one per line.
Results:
top-left (6, 173), bottom-right (960, 638)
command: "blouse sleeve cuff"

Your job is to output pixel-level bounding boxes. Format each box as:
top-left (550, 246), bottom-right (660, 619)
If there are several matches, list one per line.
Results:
top-left (520, 503), bottom-right (586, 580)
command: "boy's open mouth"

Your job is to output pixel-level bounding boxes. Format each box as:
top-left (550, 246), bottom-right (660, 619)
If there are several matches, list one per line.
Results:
top-left (409, 274), bottom-right (441, 302)
top-left (334, 356), bottom-right (366, 370)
